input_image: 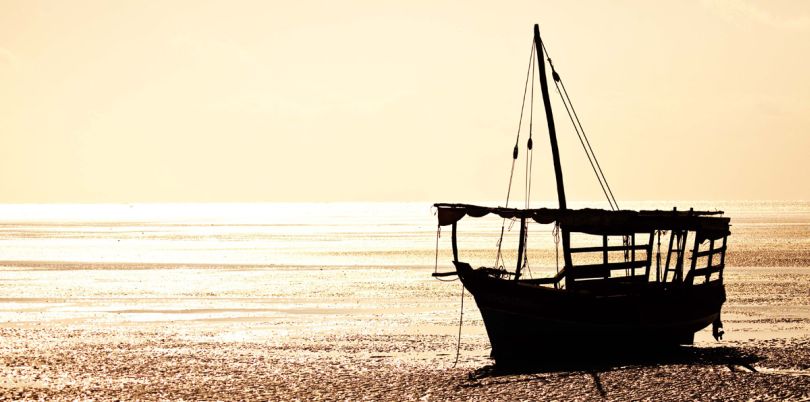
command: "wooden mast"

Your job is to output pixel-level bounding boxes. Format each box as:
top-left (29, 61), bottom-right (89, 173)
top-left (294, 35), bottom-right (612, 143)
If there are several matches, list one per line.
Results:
top-left (534, 24), bottom-right (574, 286)
top-left (534, 24), bottom-right (565, 209)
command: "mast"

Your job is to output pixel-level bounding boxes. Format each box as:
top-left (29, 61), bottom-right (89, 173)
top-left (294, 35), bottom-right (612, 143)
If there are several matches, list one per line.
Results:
top-left (515, 217), bottom-right (526, 279)
top-left (534, 24), bottom-right (566, 209)
top-left (534, 24), bottom-right (574, 285)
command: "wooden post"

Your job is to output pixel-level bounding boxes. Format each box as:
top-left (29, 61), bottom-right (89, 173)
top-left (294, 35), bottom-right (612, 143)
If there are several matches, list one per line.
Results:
top-left (534, 24), bottom-right (574, 286)
top-left (646, 231), bottom-right (655, 281)
top-left (603, 235), bottom-right (609, 278)
top-left (515, 217), bottom-right (527, 280)
top-left (534, 24), bottom-right (565, 211)
top-left (631, 233), bottom-right (636, 276)
top-left (687, 233), bottom-right (701, 285)
top-left (451, 222), bottom-right (459, 262)
top-left (676, 231), bottom-right (688, 283)
top-left (706, 239), bottom-right (715, 282)
top-left (719, 236), bottom-right (727, 282)
top-left (663, 230), bottom-right (675, 282)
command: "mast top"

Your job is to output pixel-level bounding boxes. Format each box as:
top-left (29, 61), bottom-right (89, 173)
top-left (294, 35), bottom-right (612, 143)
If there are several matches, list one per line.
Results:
top-left (533, 24), bottom-right (567, 210)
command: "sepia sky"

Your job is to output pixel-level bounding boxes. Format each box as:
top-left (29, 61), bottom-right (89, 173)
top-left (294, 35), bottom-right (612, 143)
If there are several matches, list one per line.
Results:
top-left (1, 0), bottom-right (808, 203)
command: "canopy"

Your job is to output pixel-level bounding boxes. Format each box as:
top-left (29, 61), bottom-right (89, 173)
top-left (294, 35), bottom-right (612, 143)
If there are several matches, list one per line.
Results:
top-left (434, 203), bottom-right (730, 240)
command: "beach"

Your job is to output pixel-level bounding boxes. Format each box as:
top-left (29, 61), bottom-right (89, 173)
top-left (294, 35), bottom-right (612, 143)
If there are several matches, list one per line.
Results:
top-left (0, 202), bottom-right (809, 400)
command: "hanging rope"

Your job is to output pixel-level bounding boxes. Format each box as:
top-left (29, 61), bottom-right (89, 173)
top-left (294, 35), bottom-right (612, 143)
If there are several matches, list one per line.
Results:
top-left (525, 42), bottom-right (535, 211)
top-left (432, 226), bottom-right (457, 282)
top-left (434, 226), bottom-right (440, 274)
top-left (452, 284), bottom-right (465, 368)
top-left (505, 39), bottom-right (536, 207)
top-left (522, 223), bottom-right (532, 279)
top-left (552, 223), bottom-right (561, 289)
top-left (495, 40), bottom-right (536, 270)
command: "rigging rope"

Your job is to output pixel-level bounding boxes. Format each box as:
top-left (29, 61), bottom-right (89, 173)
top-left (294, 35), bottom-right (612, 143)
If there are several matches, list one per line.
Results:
top-left (517, 40), bottom-right (538, 276)
top-left (525, 43), bottom-right (535, 211)
top-left (540, 41), bottom-right (620, 211)
top-left (557, 77), bottom-right (619, 209)
top-left (504, 40), bottom-right (536, 208)
top-left (495, 40), bottom-right (536, 271)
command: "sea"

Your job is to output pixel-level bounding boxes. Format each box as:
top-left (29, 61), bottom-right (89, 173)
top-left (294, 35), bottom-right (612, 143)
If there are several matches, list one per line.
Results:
top-left (0, 200), bottom-right (808, 342)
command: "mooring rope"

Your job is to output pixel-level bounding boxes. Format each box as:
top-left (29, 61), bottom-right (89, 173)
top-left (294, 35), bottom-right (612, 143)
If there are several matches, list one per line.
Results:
top-left (452, 284), bottom-right (465, 368)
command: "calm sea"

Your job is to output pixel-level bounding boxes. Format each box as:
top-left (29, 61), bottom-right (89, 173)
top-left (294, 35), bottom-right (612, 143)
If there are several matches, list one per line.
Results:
top-left (0, 201), bottom-right (807, 270)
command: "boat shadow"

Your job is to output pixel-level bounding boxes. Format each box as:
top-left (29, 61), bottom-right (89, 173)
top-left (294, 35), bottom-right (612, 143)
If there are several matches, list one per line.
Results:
top-left (464, 345), bottom-right (760, 393)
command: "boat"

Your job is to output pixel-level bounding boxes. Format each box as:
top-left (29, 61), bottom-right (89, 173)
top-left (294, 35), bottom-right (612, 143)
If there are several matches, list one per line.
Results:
top-left (432, 24), bottom-right (730, 363)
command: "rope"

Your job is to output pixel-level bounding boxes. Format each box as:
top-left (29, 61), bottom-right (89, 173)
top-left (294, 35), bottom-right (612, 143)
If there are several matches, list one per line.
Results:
top-left (452, 284), bottom-right (465, 368)
top-left (516, 41), bottom-right (537, 277)
top-left (495, 40), bottom-right (536, 270)
top-left (432, 226), bottom-right (457, 282)
top-left (520, 219), bottom-right (532, 279)
top-left (434, 226), bottom-right (440, 274)
top-left (541, 41), bottom-right (619, 211)
top-left (504, 40), bottom-right (536, 208)
top-left (430, 207), bottom-right (456, 282)
top-left (557, 77), bottom-right (619, 209)
top-left (553, 223), bottom-right (561, 289)
top-left (525, 42), bottom-right (535, 210)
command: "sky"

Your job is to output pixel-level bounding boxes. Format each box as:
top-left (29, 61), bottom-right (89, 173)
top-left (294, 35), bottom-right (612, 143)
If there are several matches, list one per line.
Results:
top-left (1, 0), bottom-right (808, 204)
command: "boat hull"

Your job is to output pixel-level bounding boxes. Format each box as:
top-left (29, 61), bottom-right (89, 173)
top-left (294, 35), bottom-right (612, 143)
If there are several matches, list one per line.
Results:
top-left (454, 262), bottom-right (726, 362)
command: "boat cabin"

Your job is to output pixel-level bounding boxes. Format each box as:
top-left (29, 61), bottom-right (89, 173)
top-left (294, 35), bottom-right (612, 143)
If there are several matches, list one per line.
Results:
top-left (434, 203), bottom-right (730, 293)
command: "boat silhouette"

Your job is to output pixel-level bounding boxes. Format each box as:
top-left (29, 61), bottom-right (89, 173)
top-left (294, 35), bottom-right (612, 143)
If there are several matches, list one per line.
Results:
top-left (433, 24), bottom-right (730, 364)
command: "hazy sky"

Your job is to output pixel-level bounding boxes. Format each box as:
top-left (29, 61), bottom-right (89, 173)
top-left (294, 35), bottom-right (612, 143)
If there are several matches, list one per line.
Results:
top-left (1, 0), bottom-right (808, 203)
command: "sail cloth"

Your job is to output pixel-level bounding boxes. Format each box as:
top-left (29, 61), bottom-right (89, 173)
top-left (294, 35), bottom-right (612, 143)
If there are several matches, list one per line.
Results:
top-left (435, 203), bottom-right (730, 241)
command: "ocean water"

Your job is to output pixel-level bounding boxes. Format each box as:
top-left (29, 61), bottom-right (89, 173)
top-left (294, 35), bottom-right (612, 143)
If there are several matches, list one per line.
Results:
top-left (0, 201), bottom-right (808, 344)
top-left (0, 201), bottom-right (807, 269)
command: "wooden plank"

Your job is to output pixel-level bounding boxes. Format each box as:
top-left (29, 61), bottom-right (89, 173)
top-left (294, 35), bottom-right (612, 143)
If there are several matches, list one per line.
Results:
top-left (606, 274), bottom-right (647, 283)
top-left (690, 245), bottom-right (727, 258)
top-left (603, 235), bottom-right (610, 279)
top-left (522, 268), bottom-right (568, 286)
top-left (569, 244), bottom-right (647, 253)
top-left (569, 260), bottom-right (648, 279)
top-left (691, 263), bottom-right (724, 277)
top-left (432, 271), bottom-right (458, 277)
top-left (451, 222), bottom-right (458, 262)
top-left (433, 204), bottom-right (731, 234)
top-left (688, 233), bottom-right (700, 280)
top-left (631, 234), bottom-right (636, 276)
top-left (645, 232), bottom-right (654, 280)
top-left (602, 235), bottom-right (608, 266)
top-left (569, 275), bottom-right (648, 289)
top-left (719, 236), bottom-right (727, 280)
top-left (515, 217), bottom-right (527, 279)
top-left (663, 229), bottom-right (675, 282)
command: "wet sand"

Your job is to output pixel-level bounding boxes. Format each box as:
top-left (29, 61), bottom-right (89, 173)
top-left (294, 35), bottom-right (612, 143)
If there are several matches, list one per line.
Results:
top-left (1, 265), bottom-right (809, 400)
top-left (1, 327), bottom-right (809, 400)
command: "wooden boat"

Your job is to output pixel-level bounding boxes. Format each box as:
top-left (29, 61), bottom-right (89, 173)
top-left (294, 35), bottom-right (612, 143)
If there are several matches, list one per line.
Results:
top-left (432, 25), bottom-right (730, 363)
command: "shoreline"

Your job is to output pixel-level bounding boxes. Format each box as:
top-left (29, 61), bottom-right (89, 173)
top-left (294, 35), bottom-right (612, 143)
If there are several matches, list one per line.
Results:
top-left (0, 264), bottom-right (808, 399)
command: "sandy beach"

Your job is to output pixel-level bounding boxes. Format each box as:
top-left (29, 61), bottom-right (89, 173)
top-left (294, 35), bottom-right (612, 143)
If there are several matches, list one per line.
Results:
top-left (0, 265), bottom-right (808, 401)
